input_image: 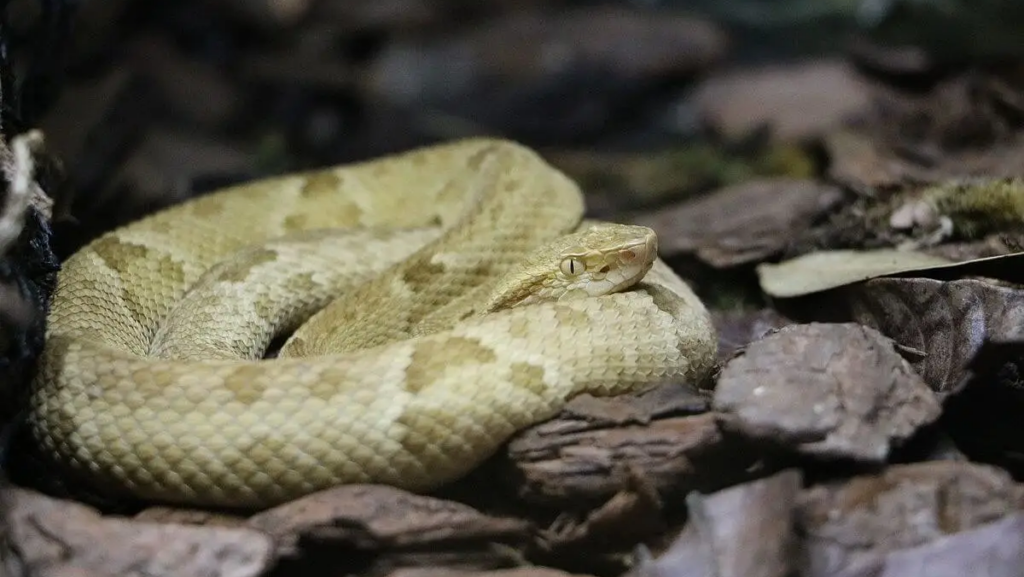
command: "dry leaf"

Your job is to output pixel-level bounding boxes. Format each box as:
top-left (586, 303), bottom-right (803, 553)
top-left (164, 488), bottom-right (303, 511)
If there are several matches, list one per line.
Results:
top-left (845, 277), bottom-right (1024, 394)
top-left (757, 249), bottom-right (953, 298)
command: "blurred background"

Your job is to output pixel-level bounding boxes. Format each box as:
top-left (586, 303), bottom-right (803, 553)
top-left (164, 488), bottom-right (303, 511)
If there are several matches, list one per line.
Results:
top-left (3, 0), bottom-right (1024, 260)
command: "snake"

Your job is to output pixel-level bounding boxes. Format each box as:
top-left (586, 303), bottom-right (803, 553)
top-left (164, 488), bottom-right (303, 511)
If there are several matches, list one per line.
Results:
top-left (27, 138), bottom-right (717, 509)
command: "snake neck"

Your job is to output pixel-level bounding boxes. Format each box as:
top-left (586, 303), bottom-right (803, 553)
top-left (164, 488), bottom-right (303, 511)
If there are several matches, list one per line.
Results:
top-left (277, 143), bottom-right (585, 357)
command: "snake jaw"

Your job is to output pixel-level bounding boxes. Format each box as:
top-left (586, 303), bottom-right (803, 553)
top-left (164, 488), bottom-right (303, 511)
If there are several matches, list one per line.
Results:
top-left (580, 227), bottom-right (658, 296)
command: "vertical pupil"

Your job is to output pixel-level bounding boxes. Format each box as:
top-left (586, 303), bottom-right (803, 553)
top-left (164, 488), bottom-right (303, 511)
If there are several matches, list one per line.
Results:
top-left (570, 261), bottom-right (575, 273)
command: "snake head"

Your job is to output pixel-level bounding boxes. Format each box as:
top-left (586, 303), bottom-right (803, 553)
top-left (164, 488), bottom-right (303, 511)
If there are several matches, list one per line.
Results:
top-left (486, 222), bottom-right (659, 310)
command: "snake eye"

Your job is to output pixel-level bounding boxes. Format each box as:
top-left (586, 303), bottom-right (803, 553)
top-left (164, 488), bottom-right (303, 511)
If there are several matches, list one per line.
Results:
top-left (560, 257), bottom-right (585, 276)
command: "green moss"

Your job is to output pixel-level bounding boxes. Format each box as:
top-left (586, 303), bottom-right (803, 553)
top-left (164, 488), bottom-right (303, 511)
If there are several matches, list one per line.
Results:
top-left (918, 178), bottom-right (1024, 239)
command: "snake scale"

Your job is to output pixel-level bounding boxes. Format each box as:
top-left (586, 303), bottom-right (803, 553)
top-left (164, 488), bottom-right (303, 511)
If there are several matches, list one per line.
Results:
top-left (28, 138), bottom-right (717, 509)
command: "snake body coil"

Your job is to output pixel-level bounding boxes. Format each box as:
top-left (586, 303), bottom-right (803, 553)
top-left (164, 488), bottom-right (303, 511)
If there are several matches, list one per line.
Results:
top-left (29, 139), bottom-right (716, 509)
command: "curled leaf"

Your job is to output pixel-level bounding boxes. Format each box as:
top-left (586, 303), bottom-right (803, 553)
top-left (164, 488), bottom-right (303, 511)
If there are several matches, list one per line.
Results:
top-left (845, 277), bottom-right (1024, 394)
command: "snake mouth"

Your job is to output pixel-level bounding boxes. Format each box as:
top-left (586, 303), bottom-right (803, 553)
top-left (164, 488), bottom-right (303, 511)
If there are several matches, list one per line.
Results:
top-left (607, 232), bottom-right (658, 294)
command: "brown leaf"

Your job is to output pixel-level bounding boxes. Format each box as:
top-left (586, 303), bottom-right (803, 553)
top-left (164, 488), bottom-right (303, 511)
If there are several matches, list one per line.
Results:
top-left (797, 461), bottom-right (1024, 577)
top-left (845, 277), bottom-right (1024, 394)
top-left (246, 485), bottom-right (530, 557)
top-left (4, 487), bottom-right (275, 577)
top-left (713, 323), bottom-right (942, 461)
top-left (631, 177), bottom-right (845, 267)
top-left (692, 59), bottom-right (874, 142)
top-left (631, 470), bottom-right (801, 577)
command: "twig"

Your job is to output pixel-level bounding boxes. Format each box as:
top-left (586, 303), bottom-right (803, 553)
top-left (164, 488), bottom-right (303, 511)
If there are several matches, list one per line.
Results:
top-left (0, 129), bottom-right (43, 255)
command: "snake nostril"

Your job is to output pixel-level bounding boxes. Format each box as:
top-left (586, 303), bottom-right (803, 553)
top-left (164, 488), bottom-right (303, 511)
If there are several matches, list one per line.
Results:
top-left (599, 265), bottom-right (610, 273)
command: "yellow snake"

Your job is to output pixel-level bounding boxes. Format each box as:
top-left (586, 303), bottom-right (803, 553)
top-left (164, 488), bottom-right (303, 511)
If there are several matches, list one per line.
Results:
top-left (28, 138), bottom-right (716, 509)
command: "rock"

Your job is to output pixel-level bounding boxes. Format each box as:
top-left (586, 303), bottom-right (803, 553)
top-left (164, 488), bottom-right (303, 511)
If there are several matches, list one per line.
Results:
top-left (812, 513), bottom-right (1024, 577)
top-left (713, 323), bottom-right (942, 461)
top-left (797, 461), bottom-right (1024, 577)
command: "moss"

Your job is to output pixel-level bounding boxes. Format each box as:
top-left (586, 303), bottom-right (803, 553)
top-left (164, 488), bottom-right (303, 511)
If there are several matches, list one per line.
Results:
top-left (917, 178), bottom-right (1024, 240)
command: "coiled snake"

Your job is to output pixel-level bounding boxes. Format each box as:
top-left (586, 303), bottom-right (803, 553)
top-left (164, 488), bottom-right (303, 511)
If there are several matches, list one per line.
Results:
top-left (28, 138), bottom-right (716, 509)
